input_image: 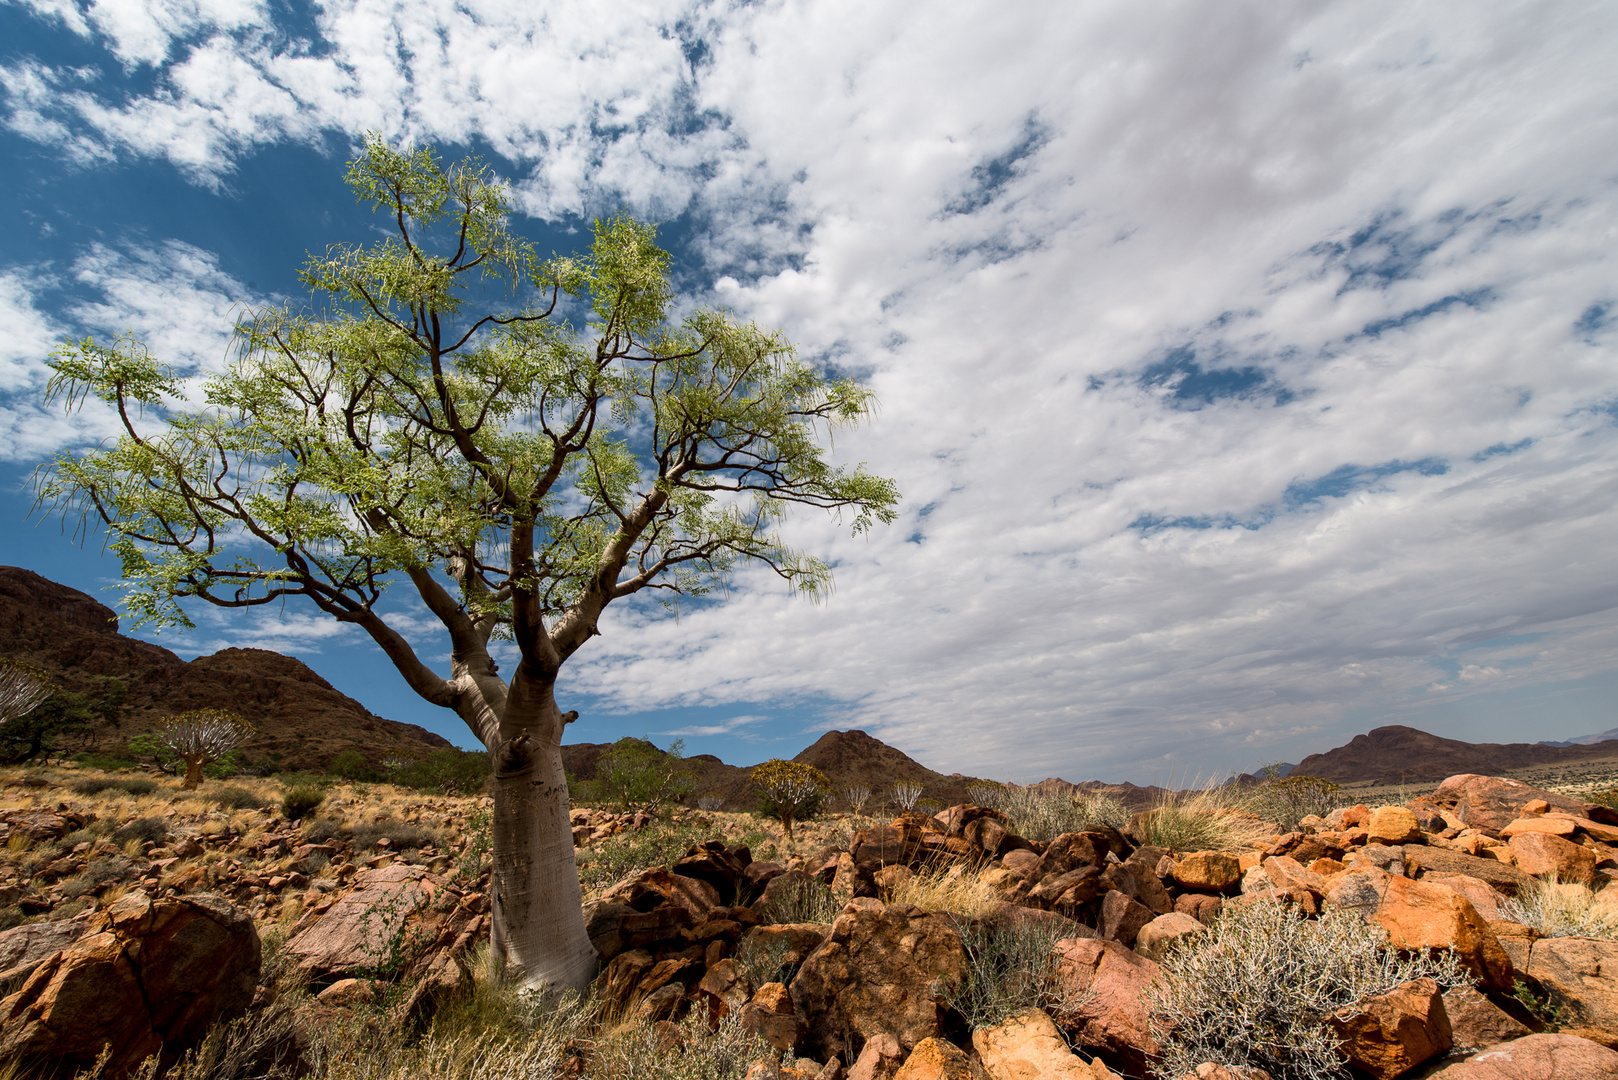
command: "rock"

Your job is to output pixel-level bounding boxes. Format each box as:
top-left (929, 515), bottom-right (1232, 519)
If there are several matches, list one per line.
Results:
top-left (637, 981), bottom-right (686, 1023)
top-left (1324, 867), bottom-right (1514, 989)
top-left (1172, 851), bottom-right (1242, 893)
top-left (1507, 832), bottom-right (1596, 884)
top-left (1260, 856), bottom-right (1326, 897)
top-left (1423, 1033), bottom-right (1618, 1078)
top-left (601, 868), bottom-right (722, 918)
top-left (1099, 890), bottom-right (1154, 947)
top-left (315, 977), bottom-right (378, 1006)
top-left (1134, 912), bottom-right (1206, 961)
top-left (757, 869), bottom-right (824, 921)
top-left (283, 863), bottom-right (444, 978)
top-left (595, 949), bottom-right (654, 1012)
top-left (1486, 921), bottom-right (1537, 972)
top-left (790, 899), bottom-right (967, 1064)
top-left (1176, 1067), bottom-right (1274, 1080)
top-left (0, 891), bottom-right (259, 1078)
top-left (935, 805), bottom-right (1010, 838)
top-left (0, 810), bottom-right (88, 844)
top-left (874, 865), bottom-right (914, 897)
top-left (1405, 846), bottom-right (1531, 896)
top-left (742, 982), bottom-right (803, 1054)
top-left (1525, 936), bottom-right (1618, 1035)
top-left (1443, 985), bottom-right (1531, 1051)
top-left (1499, 816), bottom-right (1577, 839)
top-left (833, 852), bottom-right (877, 901)
top-left (582, 900), bottom-right (692, 960)
top-left (0, 911), bottom-right (94, 985)
top-left (972, 1007), bottom-right (1102, 1080)
top-left (1050, 937), bottom-right (1160, 1074)
top-left (852, 826), bottom-right (922, 873)
top-left (673, 841), bottom-right (750, 906)
top-left (1001, 849), bottom-right (1040, 877)
top-left (744, 924), bottom-right (832, 972)
top-left (1027, 833), bottom-right (1109, 882)
top-left (1102, 860), bottom-right (1171, 915)
top-left (1028, 867), bottom-right (1105, 908)
top-left (1368, 807), bottom-right (1424, 846)
top-left (696, 958), bottom-right (753, 1021)
top-left (964, 817), bottom-right (1016, 858)
top-left (1173, 893), bottom-right (1224, 925)
top-left (848, 1031), bottom-right (905, 1080)
top-left (1423, 873), bottom-right (1504, 921)
top-left (1431, 776), bottom-right (1589, 837)
top-left (892, 1036), bottom-right (986, 1080)
top-left (1327, 976), bottom-right (1452, 1079)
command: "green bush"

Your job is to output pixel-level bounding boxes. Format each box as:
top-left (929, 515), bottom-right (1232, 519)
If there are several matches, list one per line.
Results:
top-left (327, 749), bottom-right (380, 782)
top-left (69, 776), bottom-right (157, 797)
top-left (282, 785), bottom-right (326, 822)
top-left (212, 785), bottom-right (267, 810)
top-left (593, 738), bottom-right (696, 813)
top-left (998, 786), bottom-right (1128, 843)
top-left (576, 820), bottom-right (711, 893)
top-left (1150, 898), bottom-right (1472, 1080)
top-left (391, 748), bottom-right (492, 796)
top-left (1246, 770), bottom-right (1344, 832)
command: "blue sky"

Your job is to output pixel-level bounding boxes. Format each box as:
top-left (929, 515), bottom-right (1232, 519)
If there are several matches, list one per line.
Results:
top-left (1, 1), bottom-right (1616, 784)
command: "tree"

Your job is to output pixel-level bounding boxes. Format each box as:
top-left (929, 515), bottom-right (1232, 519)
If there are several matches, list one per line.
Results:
top-left (37, 135), bottom-right (900, 994)
top-left (0, 657), bottom-right (56, 724)
top-left (151, 709), bottom-right (255, 789)
top-left (751, 759), bottom-right (831, 843)
top-left (0, 656), bottom-right (63, 764)
top-left (593, 737), bottom-right (696, 814)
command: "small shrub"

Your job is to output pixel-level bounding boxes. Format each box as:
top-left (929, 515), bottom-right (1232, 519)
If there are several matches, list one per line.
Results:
top-left (1135, 785), bottom-right (1268, 853)
top-left (282, 785), bottom-right (326, 822)
top-left (892, 781), bottom-right (924, 811)
top-left (327, 748), bottom-right (380, 783)
top-left (842, 784), bottom-right (873, 815)
top-left (111, 816), bottom-right (168, 846)
top-left (965, 780), bottom-right (1004, 808)
top-left (1150, 898), bottom-right (1472, 1080)
top-left (588, 1009), bottom-right (773, 1080)
top-left (458, 809), bottom-right (492, 878)
top-left (945, 914), bottom-right (1090, 1030)
top-left (733, 931), bottom-right (797, 987)
top-left (345, 822), bottom-right (443, 853)
top-left (212, 785), bottom-right (268, 810)
top-left (69, 776), bottom-right (157, 797)
top-left (1500, 877), bottom-right (1618, 940)
top-left (1247, 771), bottom-right (1343, 832)
top-left (759, 875), bottom-right (840, 926)
top-left (998, 786), bottom-right (1127, 843)
top-left (1510, 978), bottom-right (1576, 1031)
top-left (1589, 787), bottom-right (1618, 811)
top-left (577, 820), bottom-right (711, 893)
top-left (887, 862), bottom-right (1000, 919)
top-left (696, 792), bottom-right (725, 812)
top-left (391, 748), bottom-right (492, 796)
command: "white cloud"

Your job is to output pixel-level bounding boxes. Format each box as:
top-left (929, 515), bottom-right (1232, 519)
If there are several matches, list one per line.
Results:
top-left (5, 1), bottom-right (1618, 780)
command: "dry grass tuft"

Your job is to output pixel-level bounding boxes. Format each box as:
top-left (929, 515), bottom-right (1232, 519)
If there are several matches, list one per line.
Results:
top-left (885, 861), bottom-right (1000, 919)
top-left (1501, 876), bottom-right (1618, 940)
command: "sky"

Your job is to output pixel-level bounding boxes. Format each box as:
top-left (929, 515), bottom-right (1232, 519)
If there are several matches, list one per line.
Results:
top-left (1, 1), bottom-right (1616, 785)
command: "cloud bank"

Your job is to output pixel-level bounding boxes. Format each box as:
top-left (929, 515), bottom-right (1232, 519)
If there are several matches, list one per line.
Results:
top-left (4, 0), bottom-right (1617, 780)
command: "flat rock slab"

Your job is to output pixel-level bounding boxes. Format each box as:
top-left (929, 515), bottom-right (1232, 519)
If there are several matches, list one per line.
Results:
top-left (1425, 1033), bottom-right (1618, 1078)
top-left (0, 912), bottom-right (94, 984)
top-left (284, 864), bottom-right (444, 976)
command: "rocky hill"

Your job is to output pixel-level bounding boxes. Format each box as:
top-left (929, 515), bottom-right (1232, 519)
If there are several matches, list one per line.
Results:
top-left (0, 566), bottom-right (450, 771)
top-left (1291, 724), bottom-right (1618, 784)
top-left (563, 728), bottom-right (992, 812)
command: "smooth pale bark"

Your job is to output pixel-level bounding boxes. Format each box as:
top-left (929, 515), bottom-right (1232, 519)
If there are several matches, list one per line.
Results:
top-left (486, 672), bottom-right (597, 993)
top-left (181, 756), bottom-right (205, 790)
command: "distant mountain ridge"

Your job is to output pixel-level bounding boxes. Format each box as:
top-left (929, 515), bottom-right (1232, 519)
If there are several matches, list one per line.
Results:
top-left (0, 566), bottom-right (451, 771)
top-left (1540, 726), bottom-right (1618, 748)
top-left (1291, 724), bottom-right (1618, 784)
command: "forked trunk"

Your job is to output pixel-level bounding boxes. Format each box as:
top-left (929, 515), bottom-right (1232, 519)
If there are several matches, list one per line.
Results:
top-left (487, 673), bottom-right (597, 993)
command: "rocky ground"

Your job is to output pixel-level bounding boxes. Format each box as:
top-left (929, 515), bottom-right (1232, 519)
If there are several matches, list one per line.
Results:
top-left (4, 766), bottom-right (1618, 1079)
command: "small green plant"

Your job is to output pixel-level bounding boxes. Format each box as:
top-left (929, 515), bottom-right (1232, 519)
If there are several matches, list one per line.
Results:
top-left (282, 785), bottom-right (326, 822)
top-left (354, 889), bottom-right (433, 981)
top-left (1149, 898), bottom-right (1472, 1080)
top-left (1247, 768), bottom-right (1343, 832)
top-left (327, 749), bottom-right (380, 782)
top-left (459, 808), bottom-right (492, 878)
top-left (696, 792), bottom-right (725, 812)
top-left (759, 875), bottom-right (840, 925)
top-left (1510, 978), bottom-right (1576, 1031)
top-left (1588, 787), bottom-right (1618, 811)
top-left (391, 748), bottom-right (493, 796)
top-left (944, 915), bottom-right (1090, 1030)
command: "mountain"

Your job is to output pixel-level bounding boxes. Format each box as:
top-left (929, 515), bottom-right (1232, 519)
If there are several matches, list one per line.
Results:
top-left (1291, 724), bottom-right (1618, 784)
top-left (0, 566), bottom-right (451, 771)
top-left (562, 728), bottom-right (993, 813)
top-left (1540, 727), bottom-right (1618, 748)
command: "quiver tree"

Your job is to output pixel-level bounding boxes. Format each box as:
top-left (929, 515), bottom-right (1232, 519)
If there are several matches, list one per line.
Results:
top-left (0, 657), bottom-right (56, 724)
top-left (153, 709), bottom-right (255, 789)
top-left (752, 759), bottom-right (831, 843)
top-left (35, 136), bottom-right (899, 994)
top-left (892, 780), bottom-right (924, 812)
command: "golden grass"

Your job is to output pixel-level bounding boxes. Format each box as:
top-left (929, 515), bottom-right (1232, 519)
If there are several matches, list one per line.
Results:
top-left (885, 860), bottom-right (1001, 919)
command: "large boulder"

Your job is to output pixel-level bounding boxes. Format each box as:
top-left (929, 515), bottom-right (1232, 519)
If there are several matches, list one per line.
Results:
top-left (0, 910), bottom-right (94, 985)
top-left (1442, 986), bottom-right (1531, 1052)
top-left (1326, 977), bottom-right (1452, 1080)
top-left (790, 898), bottom-right (967, 1064)
top-left (283, 863), bottom-right (448, 979)
top-left (1050, 937), bottom-right (1160, 1075)
top-left (892, 1036), bottom-right (987, 1080)
top-left (1524, 936), bottom-right (1618, 1038)
top-left (0, 891), bottom-right (258, 1078)
top-left (1424, 1033), bottom-right (1618, 1078)
top-left (1325, 867), bottom-right (1514, 989)
top-left (1172, 851), bottom-right (1242, 893)
top-left (1507, 832), bottom-right (1596, 884)
top-left (673, 841), bottom-right (751, 906)
top-left (1430, 776), bottom-right (1588, 836)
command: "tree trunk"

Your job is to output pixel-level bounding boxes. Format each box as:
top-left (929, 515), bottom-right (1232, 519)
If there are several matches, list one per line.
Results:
top-left (488, 673), bottom-right (598, 994)
top-left (182, 755), bottom-right (204, 790)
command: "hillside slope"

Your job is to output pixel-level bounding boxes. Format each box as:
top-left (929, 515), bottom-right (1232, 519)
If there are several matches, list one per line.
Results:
top-left (0, 566), bottom-right (450, 770)
top-left (1292, 724), bottom-right (1618, 784)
